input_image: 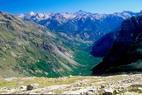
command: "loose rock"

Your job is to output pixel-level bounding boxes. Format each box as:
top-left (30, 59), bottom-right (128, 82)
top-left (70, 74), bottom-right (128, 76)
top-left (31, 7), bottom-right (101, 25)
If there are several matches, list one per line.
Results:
top-left (103, 88), bottom-right (114, 95)
top-left (26, 84), bottom-right (39, 90)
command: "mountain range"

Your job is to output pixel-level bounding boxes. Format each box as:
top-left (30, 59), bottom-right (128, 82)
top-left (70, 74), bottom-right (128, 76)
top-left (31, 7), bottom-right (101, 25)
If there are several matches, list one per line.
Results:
top-left (18, 11), bottom-right (138, 42)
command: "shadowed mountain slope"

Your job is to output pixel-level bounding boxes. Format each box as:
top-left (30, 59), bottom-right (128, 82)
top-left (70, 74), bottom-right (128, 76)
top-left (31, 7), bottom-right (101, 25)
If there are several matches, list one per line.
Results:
top-left (92, 11), bottom-right (142, 75)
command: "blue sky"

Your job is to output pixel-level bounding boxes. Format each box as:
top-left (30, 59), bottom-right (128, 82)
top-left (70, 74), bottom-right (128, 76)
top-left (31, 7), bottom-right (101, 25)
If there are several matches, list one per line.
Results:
top-left (0, 0), bottom-right (142, 14)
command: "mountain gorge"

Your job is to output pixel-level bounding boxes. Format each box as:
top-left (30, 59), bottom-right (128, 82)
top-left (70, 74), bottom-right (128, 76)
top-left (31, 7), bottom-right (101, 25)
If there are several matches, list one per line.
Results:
top-left (0, 11), bottom-right (98, 78)
top-left (92, 11), bottom-right (142, 75)
top-left (18, 11), bottom-right (138, 42)
top-left (0, 10), bottom-right (141, 78)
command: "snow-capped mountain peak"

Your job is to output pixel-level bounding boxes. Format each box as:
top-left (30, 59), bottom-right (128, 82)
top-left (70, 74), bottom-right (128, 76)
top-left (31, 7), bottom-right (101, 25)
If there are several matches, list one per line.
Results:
top-left (18, 10), bottom-right (138, 22)
top-left (17, 10), bottom-right (139, 42)
top-left (29, 11), bottom-right (35, 16)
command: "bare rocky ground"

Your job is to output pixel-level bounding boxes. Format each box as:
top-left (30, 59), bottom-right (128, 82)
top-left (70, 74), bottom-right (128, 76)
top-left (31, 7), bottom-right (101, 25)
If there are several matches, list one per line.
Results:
top-left (0, 74), bottom-right (142, 95)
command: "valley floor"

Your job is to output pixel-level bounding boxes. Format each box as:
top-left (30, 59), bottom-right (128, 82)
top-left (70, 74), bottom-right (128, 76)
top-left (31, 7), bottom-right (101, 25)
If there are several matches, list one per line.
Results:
top-left (0, 74), bottom-right (142, 94)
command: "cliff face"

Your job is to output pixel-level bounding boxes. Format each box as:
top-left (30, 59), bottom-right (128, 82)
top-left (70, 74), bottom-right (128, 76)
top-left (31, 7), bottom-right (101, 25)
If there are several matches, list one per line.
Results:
top-left (92, 12), bottom-right (142, 75)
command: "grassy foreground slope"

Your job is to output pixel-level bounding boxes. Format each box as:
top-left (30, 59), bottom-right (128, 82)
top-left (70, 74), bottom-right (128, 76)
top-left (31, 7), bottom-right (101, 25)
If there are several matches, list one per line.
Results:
top-left (0, 74), bottom-right (142, 94)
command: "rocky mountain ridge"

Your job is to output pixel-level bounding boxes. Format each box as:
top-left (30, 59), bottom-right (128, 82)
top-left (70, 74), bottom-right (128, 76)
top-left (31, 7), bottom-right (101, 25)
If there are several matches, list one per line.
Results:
top-left (92, 11), bottom-right (142, 75)
top-left (18, 11), bottom-right (138, 42)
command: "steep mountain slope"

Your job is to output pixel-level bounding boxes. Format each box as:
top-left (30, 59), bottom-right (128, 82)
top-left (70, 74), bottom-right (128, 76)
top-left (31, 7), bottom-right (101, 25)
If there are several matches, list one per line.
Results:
top-left (0, 11), bottom-right (99, 78)
top-left (91, 30), bottom-right (119, 57)
top-left (18, 11), bottom-right (138, 42)
top-left (92, 12), bottom-right (142, 75)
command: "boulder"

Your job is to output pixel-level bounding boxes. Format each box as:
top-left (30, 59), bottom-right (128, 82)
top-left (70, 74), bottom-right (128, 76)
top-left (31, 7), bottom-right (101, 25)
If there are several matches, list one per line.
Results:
top-left (1, 87), bottom-right (7, 90)
top-left (19, 86), bottom-right (26, 90)
top-left (103, 88), bottom-right (114, 95)
top-left (86, 91), bottom-right (93, 95)
top-left (26, 84), bottom-right (39, 90)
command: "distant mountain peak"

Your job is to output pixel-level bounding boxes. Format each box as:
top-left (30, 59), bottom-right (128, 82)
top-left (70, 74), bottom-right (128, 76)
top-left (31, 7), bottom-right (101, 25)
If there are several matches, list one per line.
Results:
top-left (29, 11), bottom-right (35, 16)
top-left (139, 10), bottom-right (142, 16)
top-left (0, 10), bottom-right (3, 13)
top-left (78, 10), bottom-right (86, 13)
top-left (122, 11), bottom-right (133, 13)
top-left (18, 10), bottom-right (139, 42)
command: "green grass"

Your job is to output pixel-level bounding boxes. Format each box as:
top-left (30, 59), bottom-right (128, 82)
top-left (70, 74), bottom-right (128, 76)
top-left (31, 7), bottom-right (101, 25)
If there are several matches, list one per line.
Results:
top-left (129, 88), bottom-right (142, 93)
top-left (65, 40), bottom-right (103, 76)
top-left (126, 84), bottom-right (142, 93)
top-left (0, 76), bottom-right (90, 89)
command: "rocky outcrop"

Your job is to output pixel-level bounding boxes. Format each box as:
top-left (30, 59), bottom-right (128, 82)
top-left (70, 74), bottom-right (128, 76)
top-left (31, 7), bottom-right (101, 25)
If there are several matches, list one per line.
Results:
top-left (92, 12), bottom-right (142, 75)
